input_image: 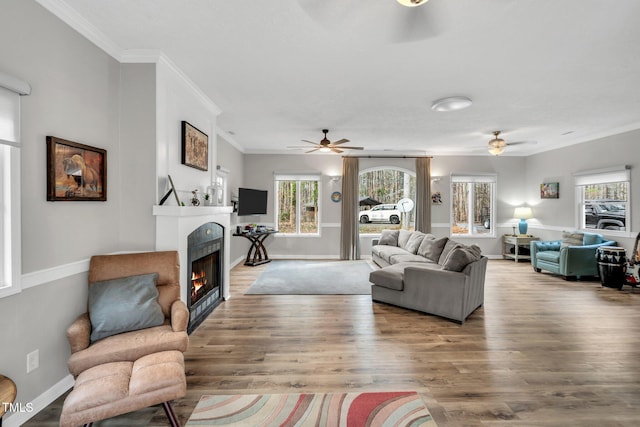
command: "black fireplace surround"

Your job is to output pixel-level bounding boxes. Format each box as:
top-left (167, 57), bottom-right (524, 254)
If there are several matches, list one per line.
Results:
top-left (187, 222), bottom-right (223, 333)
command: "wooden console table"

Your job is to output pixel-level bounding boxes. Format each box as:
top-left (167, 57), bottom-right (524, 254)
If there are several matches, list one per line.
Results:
top-left (233, 230), bottom-right (278, 266)
top-left (503, 234), bottom-right (539, 262)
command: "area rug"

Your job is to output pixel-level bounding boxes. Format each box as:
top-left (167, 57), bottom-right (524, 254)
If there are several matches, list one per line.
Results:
top-left (245, 260), bottom-right (375, 295)
top-left (185, 391), bottom-right (437, 427)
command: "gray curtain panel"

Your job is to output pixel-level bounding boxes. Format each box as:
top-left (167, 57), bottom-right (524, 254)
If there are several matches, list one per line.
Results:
top-left (414, 157), bottom-right (431, 233)
top-left (340, 157), bottom-right (360, 260)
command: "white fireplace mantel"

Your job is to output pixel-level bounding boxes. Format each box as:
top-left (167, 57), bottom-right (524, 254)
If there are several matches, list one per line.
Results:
top-left (153, 205), bottom-right (233, 303)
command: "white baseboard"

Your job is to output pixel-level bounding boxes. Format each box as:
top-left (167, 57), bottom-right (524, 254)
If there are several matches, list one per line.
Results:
top-left (3, 374), bottom-right (74, 427)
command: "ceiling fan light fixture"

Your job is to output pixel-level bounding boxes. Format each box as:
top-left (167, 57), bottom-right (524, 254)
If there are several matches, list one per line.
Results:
top-left (319, 147), bottom-right (331, 153)
top-left (396, 0), bottom-right (429, 7)
top-left (488, 131), bottom-right (506, 155)
top-left (431, 96), bottom-right (473, 112)
top-left (488, 146), bottom-right (505, 156)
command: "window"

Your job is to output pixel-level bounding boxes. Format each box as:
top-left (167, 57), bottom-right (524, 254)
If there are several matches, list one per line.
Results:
top-left (358, 168), bottom-right (416, 234)
top-left (274, 173), bottom-right (320, 235)
top-left (451, 174), bottom-right (496, 237)
top-left (0, 78), bottom-right (29, 298)
top-left (575, 166), bottom-right (630, 235)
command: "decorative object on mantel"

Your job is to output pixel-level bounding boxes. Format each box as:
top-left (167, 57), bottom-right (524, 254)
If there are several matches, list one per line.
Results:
top-left (190, 189), bottom-right (200, 206)
top-left (540, 182), bottom-right (559, 199)
top-left (181, 121), bottom-right (208, 171)
top-left (514, 206), bottom-right (533, 235)
top-left (159, 175), bottom-right (181, 206)
top-left (46, 136), bottom-right (107, 201)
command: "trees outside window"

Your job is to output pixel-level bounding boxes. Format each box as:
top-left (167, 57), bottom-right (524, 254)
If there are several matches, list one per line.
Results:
top-left (358, 168), bottom-right (415, 233)
top-left (275, 175), bottom-right (319, 235)
top-left (451, 175), bottom-right (495, 237)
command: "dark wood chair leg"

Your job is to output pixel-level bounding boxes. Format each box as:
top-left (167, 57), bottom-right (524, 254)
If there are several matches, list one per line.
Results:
top-left (162, 401), bottom-right (181, 427)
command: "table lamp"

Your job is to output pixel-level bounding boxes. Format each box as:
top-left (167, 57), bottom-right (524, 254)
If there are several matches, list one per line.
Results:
top-left (514, 207), bottom-right (533, 235)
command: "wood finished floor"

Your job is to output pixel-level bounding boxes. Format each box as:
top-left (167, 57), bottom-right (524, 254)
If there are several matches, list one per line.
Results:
top-left (25, 260), bottom-right (640, 426)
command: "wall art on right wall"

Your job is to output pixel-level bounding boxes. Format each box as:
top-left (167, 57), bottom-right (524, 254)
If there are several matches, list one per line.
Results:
top-left (540, 182), bottom-right (559, 199)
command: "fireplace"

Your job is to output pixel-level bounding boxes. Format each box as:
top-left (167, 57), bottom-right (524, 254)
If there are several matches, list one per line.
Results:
top-left (187, 222), bottom-right (224, 333)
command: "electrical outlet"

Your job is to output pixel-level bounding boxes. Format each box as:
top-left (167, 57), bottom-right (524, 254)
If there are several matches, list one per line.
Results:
top-left (27, 349), bottom-right (39, 373)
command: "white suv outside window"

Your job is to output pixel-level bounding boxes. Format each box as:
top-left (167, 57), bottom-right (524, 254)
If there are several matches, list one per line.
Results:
top-left (359, 204), bottom-right (401, 224)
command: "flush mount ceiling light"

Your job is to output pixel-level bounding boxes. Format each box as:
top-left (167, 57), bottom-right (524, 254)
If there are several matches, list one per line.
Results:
top-left (396, 0), bottom-right (429, 6)
top-left (431, 96), bottom-right (473, 112)
top-left (488, 131), bottom-right (507, 155)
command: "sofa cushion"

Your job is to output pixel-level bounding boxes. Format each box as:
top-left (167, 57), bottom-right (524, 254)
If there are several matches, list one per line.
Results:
top-left (397, 230), bottom-right (413, 249)
top-left (369, 264), bottom-right (407, 291)
top-left (438, 239), bottom-right (463, 265)
top-left (372, 245), bottom-right (410, 263)
top-left (561, 231), bottom-right (584, 248)
top-left (390, 254), bottom-right (432, 264)
top-left (442, 245), bottom-right (482, 272)
top-left (89, 273), bottom-right (165, 343)
top-left (378, 229), bottom-right (400, 246)
top-left (536, 250), bottom-right (561, 263)
top-left (582, 232), bottom-right (602, 246)
top-left (404, 231), bottom-right (426, 254)
top-left (417, 236), bottom-right (448, 262)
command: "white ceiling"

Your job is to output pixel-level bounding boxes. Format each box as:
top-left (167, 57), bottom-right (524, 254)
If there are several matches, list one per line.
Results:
top-left (40, 0), bottom-right (640, 156)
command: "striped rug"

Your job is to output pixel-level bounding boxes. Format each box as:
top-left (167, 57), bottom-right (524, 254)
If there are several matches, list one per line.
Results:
top-left (186, 391), bottom-right (437, 426)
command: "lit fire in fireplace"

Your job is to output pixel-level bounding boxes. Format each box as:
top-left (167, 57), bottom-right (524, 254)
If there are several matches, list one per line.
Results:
top-left (191, 270), bottom-right (208, 302)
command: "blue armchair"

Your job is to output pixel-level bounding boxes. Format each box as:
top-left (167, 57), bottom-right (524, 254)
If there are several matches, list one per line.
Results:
top-left (530, 232), bottom-right (616, 280)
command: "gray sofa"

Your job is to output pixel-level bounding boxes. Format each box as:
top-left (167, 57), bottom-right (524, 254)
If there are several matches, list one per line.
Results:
top-left (369, 229), bottom-right (487, 323)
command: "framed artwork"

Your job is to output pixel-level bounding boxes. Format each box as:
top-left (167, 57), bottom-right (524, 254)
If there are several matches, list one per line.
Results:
top-left (431, 191), bottom-right (442, 204)
top-left (331, 191), bottom-right (342, 203)
top-left (181, 121), bottom-right (208, 171)
top-left (540, 182), bottom-right (559, 199)
top-left (46, 136), bottom-right (107, 201)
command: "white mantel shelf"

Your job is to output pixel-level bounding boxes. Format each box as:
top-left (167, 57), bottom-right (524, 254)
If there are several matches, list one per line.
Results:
top-left (153, 205), bottom-right (233, 217)
top-left (153, 204), bottom-right (233, 304)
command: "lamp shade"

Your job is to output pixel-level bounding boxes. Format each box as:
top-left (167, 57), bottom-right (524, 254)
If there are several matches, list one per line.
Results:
top-left (514, 207), bottom-right (533, 219)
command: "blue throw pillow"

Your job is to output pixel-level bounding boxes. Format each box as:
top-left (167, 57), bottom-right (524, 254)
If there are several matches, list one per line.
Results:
top-left (582, 232), bottom-right (601, 246)
top-left (89, 273), bottom-right (165, 343)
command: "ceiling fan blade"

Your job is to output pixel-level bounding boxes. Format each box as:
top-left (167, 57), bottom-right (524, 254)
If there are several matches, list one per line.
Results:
top-left (506, 141), bottom-right (538, 146)
top-left (306, 148), bottom-right (321, 153)
top-left (337, 146), bottom-right (364, 150)
top-left (330, 147), bottom-right (344, 154)
top-left (331, 138), bottom-right (350, 146)
top-left (301, 140), bottom-right (319, 145)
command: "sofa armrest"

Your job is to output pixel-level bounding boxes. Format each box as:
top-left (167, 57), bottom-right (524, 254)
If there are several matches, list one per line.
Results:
top-left (170, 300), bottom-right (189, 332)
top-left (66, 313), bottom-right (91, 354)
top-left (531, 240), bottom-right (561, 268)
top-left (560, 241), bottom-right (616, 276)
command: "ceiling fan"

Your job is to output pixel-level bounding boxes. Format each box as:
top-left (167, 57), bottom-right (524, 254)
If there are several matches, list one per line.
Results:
top-left (487, 131), bottom-right (536, 155)
top-left (290, 129), bottom-right (364, 154)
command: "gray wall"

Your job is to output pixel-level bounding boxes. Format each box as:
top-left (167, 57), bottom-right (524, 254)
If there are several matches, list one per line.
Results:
top-left (524, 129), bottom-right (640, 252)
top-left (0, 0), bottom-right (123, 412)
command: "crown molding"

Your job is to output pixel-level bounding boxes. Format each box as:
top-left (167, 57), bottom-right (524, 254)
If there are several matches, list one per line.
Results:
top-left (35, 0), bottom-right (123, 61)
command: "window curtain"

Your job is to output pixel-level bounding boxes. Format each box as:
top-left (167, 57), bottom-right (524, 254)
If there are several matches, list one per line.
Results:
top-left (414, 157), bottom-right (431, 233)
top-left (340, 157), bottom-right (360, 260)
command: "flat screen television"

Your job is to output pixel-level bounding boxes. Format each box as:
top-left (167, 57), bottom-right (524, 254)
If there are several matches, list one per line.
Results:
top-left (237, 187), bottom-right (268, 216)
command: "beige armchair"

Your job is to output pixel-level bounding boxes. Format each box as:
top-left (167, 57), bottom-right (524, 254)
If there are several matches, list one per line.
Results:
top-left (66, 251), bottom-right (189, 377)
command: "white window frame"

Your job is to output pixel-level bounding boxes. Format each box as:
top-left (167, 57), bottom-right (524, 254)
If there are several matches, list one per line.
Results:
top-left (0, 74), bottom-right (30, 298)
top-left (574, 166), bottom-right (631, 238)
top-left (273, 173), bottom-right (321, 237)
top-left (450, 174), bottom-right (497, 238)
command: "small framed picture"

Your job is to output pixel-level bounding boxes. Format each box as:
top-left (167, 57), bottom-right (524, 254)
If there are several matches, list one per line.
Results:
top-left (431, 192), bottom-right (442, 204)
top-left (46, 136), bottom-right (107, 201)
top-left (181, 121), bottom-right (208, 171)
top-left (540, 182), bottom-right (559, 199)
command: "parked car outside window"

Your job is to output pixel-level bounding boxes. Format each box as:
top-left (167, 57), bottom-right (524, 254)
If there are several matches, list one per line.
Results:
top-left (359, 204), bottom-right (401, 224)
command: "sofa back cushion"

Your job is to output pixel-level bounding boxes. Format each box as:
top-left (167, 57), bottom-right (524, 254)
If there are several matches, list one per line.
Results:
top-left (417, 236), bottom-right (448, 262)
top-left (442, 245), bottom-right (482, 272)
top-left (397, 230), bottom-right (413, 249)
top-left (404, 231), bottom-right (426, 254)
top-left (378, 229), bottom-right (400, 246)
top-left (438, 239), bottom-right (463, 265)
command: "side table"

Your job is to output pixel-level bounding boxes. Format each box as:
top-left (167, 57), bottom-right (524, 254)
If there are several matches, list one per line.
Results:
top-left (233, 230), bottom-right (278, 266)
top-left (503, 235), bottom-right (539, 263)
top-left (0, 375), bottom-right (17, 426)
